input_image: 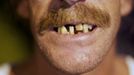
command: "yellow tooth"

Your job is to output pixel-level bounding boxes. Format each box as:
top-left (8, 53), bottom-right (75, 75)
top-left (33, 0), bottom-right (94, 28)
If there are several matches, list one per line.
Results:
top-left (61, 26), bottom-right (69, 34)
top-left (58, 27), bottom-right (61, 33)
top-left (69, 26), bottom-right (74, 34)
top-left (88, 25), bottom-right (93, 31)
top-left (75, 24), bottom-right (83, 31)
top-left (83, 24), bottom-right (89, 33)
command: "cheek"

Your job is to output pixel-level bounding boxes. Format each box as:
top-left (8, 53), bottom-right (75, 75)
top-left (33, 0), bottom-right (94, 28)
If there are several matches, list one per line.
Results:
top-left (16, 0), bottom-right (52, 22)
top-left (29, 0), bottom-right (52, 25)
top-left (17, 0), bottom-right (29, 19)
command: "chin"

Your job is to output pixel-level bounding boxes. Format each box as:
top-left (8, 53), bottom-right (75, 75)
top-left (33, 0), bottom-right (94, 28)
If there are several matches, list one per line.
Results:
top-left (38, 43), bottom-right (109, 75)
top-left (35, 23), bottom-right (115, 74)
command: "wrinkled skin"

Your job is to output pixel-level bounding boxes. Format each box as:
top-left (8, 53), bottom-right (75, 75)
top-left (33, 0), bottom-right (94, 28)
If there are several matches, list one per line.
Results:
top-left (25, 0), bottom-right (121, 74)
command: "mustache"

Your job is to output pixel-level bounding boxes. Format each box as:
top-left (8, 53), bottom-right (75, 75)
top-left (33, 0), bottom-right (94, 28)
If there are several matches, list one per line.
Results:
top-left (39, 3), bottom-right (110, 32)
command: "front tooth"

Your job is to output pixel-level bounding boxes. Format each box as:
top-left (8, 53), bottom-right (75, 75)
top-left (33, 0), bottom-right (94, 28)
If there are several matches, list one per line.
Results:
top-left (69, 26), bottom-right (75, 34)
top-left (83, 24), bottom-right (89, 33)
top-left (88, 25), bottom-right (93, 31)
top-left (58, 27), bottom-right (61, 33)
top-left (75, 24), bottom-right (83, 31)
top-left (61, 26), bottom-right (69, 34)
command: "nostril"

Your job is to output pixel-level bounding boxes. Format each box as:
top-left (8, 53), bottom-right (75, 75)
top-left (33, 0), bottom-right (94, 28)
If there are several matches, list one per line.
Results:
top-left (50, 0), bottom-right (86, 12)
top-left (50, 0), bottom-right (63, 11)
top-left (63, 0), bottom-right (86, 5)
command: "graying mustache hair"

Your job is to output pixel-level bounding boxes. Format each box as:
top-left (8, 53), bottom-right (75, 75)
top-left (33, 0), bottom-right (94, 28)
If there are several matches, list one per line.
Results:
top-left (39, 3), bottom-right (110, 33)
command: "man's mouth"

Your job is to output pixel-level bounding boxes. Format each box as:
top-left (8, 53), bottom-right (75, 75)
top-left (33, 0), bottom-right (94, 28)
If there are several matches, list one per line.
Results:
top-left (37, 3), bottom-right (110, 36)
top-left (52, 23), bottom-right (97, 35)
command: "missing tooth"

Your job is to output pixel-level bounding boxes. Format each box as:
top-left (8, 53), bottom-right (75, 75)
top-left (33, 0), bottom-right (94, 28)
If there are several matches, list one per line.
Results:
top-left (52, 24), bottom-right (97, 35)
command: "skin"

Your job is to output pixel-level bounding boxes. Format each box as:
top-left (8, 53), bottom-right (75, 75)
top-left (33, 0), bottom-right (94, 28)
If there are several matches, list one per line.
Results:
top-left (30, 0), bottom-right (120, 74)
top-left (10, 0), bottom-right (132, 75)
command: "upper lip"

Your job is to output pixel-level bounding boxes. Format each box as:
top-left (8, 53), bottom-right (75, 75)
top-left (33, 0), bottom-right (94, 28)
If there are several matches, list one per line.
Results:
top-left (38, 2), bottom-right (110, 34)
top-left (39, 20), bottom-right (97, 35)
top-left (53, 20), bottom-right (96, 28)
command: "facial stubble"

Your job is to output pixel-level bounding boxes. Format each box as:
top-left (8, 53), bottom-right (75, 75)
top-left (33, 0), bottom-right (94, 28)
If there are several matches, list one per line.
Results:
top-left (38, 3), bottom-right (110, 35)
top-left (35, 2), bottom-right (111, 75)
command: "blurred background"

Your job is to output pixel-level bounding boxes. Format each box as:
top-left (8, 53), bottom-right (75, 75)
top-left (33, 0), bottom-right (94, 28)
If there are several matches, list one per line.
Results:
top-left (117, 1), bottom-right (134, 57)
top-left (0, 0), bottom-right (34, 64)
top-left (0, 0), bottom-right (134, 65)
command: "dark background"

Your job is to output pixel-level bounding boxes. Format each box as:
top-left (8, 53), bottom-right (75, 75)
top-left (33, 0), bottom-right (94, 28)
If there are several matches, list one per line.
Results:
top-left (0, 0), bottom-right (34, 64)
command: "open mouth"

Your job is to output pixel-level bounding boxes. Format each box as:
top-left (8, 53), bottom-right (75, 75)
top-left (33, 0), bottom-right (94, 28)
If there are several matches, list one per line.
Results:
top-left (38, 2), bottom-right (110, 36)
top-left (51, 23), bottom-right (97, 35)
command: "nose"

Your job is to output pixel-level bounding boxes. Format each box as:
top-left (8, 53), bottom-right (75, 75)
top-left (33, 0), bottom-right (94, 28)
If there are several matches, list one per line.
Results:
top-left (64, 0), bottom-right (85, 5)
top-left (50, 0), bottom-right (85, 11)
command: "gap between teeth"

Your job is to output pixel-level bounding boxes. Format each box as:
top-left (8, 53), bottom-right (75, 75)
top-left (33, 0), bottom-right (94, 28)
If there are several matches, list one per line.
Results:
top-left (57, 24), bottom-right (95, 34)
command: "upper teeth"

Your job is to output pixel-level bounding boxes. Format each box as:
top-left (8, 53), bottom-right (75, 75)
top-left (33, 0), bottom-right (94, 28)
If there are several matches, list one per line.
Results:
top-left (76, 24), bottom-right (83, 31)
top-left (69, 26), bottom-right (75, 34)
top-left (60, 26), bottom-right (69, 34)
top-left (57, 24), bottom-right (95, 34)
top-left (83, 24), bottom-right (89, 33)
